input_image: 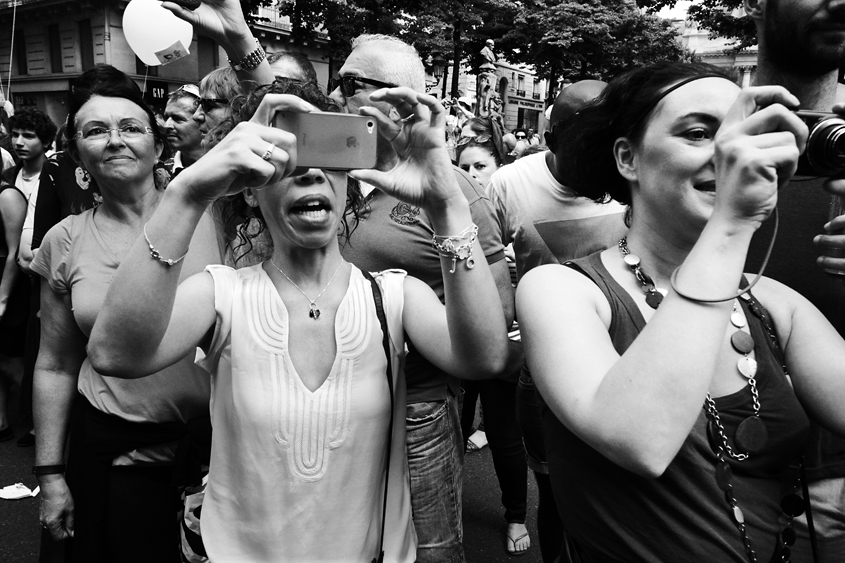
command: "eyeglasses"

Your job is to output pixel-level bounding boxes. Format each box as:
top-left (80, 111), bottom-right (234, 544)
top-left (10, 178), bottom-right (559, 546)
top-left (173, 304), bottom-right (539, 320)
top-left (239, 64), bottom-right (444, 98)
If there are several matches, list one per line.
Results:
top-left (457, 135), bottom-right (492, 147)
top-left (198, 97), bottom-right (230, 113)
top-left (515, 134), bottom-right (527, 140)
top-left (328, 75), bottom-right (397, 98)
top-left (173, 84), bottom-right (200, 98)
top-left (73, 124), bottom-right (154, 142)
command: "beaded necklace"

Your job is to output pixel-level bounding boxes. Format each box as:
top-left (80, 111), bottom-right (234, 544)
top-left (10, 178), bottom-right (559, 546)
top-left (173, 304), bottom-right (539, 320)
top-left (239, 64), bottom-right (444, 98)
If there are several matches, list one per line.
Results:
top-left (617, 238), bottom-right (803, 562)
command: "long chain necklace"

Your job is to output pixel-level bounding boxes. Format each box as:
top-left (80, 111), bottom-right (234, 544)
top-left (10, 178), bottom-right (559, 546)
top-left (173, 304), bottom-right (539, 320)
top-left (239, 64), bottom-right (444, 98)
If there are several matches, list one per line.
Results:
top-left (618, 237), bottom-right (666, 309)
top-left (270, 260), bottom-right (344, 320)
top-left (616, 238), bottom-right (798, 563)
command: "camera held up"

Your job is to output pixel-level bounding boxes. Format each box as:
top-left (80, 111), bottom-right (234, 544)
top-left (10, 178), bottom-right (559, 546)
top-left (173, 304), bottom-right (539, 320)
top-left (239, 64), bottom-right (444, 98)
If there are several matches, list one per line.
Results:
top-left (796, 111), bottom-right (845, 177)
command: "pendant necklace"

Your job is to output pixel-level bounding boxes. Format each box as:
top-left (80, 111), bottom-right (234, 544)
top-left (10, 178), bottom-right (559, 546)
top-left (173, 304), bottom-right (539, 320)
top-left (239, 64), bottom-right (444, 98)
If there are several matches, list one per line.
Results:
top-left (617, 239), bottom-right (796, 563)
top-left (270, 260), bottom-right (344, 320)
top-left (618, 237), bottom-right (667, 309)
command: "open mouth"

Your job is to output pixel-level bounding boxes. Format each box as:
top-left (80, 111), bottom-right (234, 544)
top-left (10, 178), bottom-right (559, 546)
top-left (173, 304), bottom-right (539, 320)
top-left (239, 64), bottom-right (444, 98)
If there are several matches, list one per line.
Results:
top-left (694, 180), bottom-right (716, 193)
top-left (290, 198), bottom-right (331, 218)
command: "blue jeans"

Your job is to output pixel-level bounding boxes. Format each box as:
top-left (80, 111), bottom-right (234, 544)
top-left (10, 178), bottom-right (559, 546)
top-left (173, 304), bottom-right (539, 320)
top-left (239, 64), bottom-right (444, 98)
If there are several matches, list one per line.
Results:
top-left (406, 394), bottom-right (466, 563)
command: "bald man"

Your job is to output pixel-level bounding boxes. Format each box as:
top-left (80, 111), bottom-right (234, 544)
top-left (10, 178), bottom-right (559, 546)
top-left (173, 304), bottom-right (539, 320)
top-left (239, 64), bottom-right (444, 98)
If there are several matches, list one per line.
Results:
top-left (486, 80), bottom-right (628, 562)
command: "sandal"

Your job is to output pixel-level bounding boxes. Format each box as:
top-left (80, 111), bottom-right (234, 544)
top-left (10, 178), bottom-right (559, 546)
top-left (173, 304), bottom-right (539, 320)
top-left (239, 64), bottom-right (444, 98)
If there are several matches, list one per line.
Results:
top-left (506, 524), bottom-right (530, 556)
top-left (466, 430), bottom-right (487, 453)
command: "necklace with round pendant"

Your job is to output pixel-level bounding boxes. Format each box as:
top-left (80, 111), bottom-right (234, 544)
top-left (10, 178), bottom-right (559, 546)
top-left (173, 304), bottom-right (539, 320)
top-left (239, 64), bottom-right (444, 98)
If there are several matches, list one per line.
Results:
top-left (617, 239), bottom-right (786, 562)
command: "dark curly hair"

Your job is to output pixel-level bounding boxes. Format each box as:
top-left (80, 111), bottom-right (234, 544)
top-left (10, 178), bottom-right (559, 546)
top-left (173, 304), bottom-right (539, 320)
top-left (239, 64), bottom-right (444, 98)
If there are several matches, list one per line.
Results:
top-left (557, 62), bottom-right (733, 208)
top-left (66, 64), bottom-right (171, 162)
top-left (206, 78), bottom-right (367, 262)
top-left (9, 107), bottom-right (58, 148)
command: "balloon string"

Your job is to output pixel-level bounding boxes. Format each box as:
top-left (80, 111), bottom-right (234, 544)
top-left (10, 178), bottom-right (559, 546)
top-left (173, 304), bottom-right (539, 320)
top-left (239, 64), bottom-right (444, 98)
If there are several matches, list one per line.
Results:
top-left (142, 65), bottom-right (149, 96)
top-left (5, 0), bottom-right (18, 102)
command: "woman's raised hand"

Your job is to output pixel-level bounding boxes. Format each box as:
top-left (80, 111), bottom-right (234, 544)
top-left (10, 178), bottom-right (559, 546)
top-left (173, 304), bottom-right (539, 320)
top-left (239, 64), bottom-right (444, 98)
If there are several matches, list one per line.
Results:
top-left (713, 86), bottom-right (808, 227)
top-left (162, 0), bottom-right (249, 52)
top-left (352, 88), bottom-right (463, 211)
top-left (176, 94), bottom-right (312, 204)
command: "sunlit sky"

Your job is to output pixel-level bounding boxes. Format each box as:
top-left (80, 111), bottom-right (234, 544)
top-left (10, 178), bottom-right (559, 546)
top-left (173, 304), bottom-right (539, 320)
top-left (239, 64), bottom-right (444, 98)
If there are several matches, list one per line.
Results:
top-left (657, 0), bottom-right (694, 19)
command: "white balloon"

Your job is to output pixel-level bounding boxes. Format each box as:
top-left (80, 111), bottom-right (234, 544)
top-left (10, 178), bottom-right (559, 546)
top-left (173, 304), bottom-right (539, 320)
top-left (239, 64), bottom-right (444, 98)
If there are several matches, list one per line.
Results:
top-left (123, 0), bottom-right (193, 66)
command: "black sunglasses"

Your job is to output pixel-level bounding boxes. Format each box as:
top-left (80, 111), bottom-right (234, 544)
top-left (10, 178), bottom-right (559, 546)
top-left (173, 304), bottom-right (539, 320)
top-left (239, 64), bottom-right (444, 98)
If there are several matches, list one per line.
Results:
top-left (457, 135), bottom-right (492, 147)
top-left (328, 75), bottom-right (397, 97)
top-left (199, 97), bottom-right (230, 113)
top-left (515, 133), bottom-right (527, 140)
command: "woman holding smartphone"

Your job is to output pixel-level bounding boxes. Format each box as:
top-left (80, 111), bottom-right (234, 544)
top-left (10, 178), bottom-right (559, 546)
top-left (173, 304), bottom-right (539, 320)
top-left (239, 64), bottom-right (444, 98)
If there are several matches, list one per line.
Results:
top-left (86, 80), bottom-right (510, 562)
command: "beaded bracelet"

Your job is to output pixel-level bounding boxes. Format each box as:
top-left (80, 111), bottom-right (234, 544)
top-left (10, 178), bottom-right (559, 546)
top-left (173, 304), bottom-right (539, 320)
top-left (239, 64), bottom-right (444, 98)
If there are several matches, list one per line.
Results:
top-left (228, 38), bottom-right (266, 72)
top-left (144, 223), bottom-right (189, 267)
top-left (432, 224), bottom-right (478, 274)
top-left (33, 464), bottom-right (66, 476)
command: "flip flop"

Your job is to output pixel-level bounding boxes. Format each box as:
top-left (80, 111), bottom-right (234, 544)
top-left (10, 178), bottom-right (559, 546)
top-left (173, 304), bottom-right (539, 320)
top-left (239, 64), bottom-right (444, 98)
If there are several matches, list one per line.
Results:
top-left (506, 530), bottom-right (530, 556)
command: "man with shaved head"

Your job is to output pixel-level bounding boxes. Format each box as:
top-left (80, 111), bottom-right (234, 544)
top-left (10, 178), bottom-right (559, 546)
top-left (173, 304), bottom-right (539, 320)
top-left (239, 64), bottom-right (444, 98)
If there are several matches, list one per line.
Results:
top-left (486, 80), bottom-right (628, 562)
top-left (331, 33), bottom-right (513, 563)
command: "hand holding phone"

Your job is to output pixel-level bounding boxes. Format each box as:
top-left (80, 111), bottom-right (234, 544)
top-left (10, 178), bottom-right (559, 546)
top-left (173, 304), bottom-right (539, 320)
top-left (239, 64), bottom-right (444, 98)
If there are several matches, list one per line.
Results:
top-left (273, 112), bottom-right (378, 170)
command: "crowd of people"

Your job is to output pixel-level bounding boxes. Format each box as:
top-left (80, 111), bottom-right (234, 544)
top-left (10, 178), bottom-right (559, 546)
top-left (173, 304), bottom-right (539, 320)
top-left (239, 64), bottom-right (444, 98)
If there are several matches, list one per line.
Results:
top-left (2, 0), bottom-right (845, 561)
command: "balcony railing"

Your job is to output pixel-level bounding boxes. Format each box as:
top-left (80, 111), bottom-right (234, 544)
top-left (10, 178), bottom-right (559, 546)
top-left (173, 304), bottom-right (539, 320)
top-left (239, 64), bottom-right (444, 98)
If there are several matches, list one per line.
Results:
top-left (532, 92), bottom-right (540, 99)
top-left (516, 89), bottom-right (526, 97)
top-left (255, 6), bottom-right (293, 30)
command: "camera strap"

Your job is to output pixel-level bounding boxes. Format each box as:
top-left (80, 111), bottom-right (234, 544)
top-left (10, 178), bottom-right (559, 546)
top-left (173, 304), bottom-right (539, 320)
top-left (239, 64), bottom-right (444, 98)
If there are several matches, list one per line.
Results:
top-left (363, 270), bottom-right (394, 563)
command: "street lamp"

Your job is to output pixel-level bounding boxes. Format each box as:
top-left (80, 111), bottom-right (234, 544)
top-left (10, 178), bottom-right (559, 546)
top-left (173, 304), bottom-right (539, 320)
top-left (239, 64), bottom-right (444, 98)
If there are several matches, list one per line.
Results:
top-left (432, 54), bottom-right (447, 80)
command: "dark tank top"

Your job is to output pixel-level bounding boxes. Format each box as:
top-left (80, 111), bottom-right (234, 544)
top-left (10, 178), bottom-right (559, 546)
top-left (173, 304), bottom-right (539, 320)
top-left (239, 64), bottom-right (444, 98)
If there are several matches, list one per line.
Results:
top-left (544, 252), bottom-right (811, 563)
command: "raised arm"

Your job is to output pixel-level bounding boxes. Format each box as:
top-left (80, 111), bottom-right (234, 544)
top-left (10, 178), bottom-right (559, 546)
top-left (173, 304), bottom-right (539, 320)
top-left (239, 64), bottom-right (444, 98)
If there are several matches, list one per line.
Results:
top-left (518, 86), bottom-right (808, 478)
top-left (88, 95), bottom-right (306, 378)
top-left (163, 0), bottom-right (275, 85)
top-left (353, 89), bottom-right (510, 379)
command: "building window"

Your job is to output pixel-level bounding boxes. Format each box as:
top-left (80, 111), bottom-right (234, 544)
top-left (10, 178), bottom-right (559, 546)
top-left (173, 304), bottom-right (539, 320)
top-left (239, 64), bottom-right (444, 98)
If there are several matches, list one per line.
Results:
top-left (49, 24), bottom-right (62, 73)
top-left (15, 34), bottom-right (28, 76)
top-left (79, 20), bottom-right (94, 70)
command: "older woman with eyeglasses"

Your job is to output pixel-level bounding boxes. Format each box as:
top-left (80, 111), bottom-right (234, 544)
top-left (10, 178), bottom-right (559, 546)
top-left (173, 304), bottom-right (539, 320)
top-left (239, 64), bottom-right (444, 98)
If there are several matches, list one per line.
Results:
top-left (31, 65), bottom-right (219, 563)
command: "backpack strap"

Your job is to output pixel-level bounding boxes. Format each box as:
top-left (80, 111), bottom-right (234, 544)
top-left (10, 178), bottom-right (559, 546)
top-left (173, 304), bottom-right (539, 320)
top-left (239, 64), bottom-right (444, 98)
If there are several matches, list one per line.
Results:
top-left (362, 270), bottom-right (393, 563)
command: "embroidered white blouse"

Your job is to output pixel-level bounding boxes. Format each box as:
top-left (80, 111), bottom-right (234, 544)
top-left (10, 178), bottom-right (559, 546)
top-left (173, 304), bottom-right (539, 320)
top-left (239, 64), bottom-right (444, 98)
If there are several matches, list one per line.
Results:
top-left (197, 264), bottom-right (416, 562)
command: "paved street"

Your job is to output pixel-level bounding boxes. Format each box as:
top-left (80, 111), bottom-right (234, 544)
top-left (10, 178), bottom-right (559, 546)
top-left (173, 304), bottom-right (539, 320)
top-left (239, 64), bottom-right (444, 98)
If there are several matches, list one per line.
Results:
top-left (0, 388), bottom-right (544, 563)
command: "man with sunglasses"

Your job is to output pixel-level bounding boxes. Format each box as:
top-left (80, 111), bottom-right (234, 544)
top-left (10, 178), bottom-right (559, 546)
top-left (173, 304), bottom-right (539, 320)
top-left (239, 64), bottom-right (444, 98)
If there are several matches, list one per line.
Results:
top-left (486, 81), bottom-right (626, 561)
top-left (164, 85), bottom-right (204, 175)
top-left (331, 33), bottom-right (514, 563)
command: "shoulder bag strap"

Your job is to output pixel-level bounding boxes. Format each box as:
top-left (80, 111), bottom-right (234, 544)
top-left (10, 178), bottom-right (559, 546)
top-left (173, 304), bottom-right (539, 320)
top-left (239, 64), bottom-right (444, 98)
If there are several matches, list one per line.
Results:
top-left (363, 270), bottom-right (393, 563)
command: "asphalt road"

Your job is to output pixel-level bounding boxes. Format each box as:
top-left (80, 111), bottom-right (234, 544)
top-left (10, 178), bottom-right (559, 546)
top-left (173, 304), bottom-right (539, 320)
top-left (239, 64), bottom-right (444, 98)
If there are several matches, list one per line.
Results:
top-left (0, 388), bottom-right (543, 563)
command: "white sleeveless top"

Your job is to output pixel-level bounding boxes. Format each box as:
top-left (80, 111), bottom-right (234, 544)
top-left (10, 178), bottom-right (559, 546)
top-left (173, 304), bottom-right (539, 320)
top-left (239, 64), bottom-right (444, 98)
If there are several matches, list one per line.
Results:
top-left (196, 264), bottom-right (416, 562)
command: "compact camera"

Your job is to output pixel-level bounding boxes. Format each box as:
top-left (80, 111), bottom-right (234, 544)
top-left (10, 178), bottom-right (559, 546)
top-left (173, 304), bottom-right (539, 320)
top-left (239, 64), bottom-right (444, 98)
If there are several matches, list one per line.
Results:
top-left (796, 111), bottom-right (845, 177)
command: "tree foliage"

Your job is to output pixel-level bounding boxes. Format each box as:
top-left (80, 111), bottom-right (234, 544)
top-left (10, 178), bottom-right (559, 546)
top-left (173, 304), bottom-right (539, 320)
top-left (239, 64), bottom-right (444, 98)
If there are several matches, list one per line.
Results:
top-left (638, 0), bottom-right (757, 50)
top-left (503, 0), bottom-right (693, 84)
top-left (254, 0), bottom-right (692, 95)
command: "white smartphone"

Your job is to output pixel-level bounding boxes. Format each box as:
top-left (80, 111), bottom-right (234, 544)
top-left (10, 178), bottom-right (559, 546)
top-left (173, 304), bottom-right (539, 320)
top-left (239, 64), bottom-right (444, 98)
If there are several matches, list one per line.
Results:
top-left (273, 111), bottom-right (378, 170)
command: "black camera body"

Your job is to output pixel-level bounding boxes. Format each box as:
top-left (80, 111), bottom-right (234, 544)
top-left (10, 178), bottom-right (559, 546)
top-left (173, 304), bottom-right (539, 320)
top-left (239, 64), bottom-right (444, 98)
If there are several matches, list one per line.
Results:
top-left (796, 110), bottom-right (845, 177)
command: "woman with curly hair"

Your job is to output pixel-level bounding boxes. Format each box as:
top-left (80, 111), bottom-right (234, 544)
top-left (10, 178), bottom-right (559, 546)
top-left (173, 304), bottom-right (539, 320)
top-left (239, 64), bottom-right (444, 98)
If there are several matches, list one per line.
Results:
top-left (87, 78), bottom-right (510, 561)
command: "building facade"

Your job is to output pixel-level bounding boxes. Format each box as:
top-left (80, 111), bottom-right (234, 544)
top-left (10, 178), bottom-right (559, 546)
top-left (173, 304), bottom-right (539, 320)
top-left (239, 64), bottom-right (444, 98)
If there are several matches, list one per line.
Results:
top-left (0, 0), bottom-right (333, 128)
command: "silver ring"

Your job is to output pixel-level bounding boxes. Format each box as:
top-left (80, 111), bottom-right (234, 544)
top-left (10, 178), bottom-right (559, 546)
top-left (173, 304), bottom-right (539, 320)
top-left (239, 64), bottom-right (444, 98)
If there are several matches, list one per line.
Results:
top-left (261, 143), bottom-right (276, 161)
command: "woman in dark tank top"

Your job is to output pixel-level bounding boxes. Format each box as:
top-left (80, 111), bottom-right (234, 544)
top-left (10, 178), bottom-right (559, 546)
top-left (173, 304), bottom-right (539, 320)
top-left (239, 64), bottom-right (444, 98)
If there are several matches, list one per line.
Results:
top-left (516, 61), bottom-right (845, 563)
